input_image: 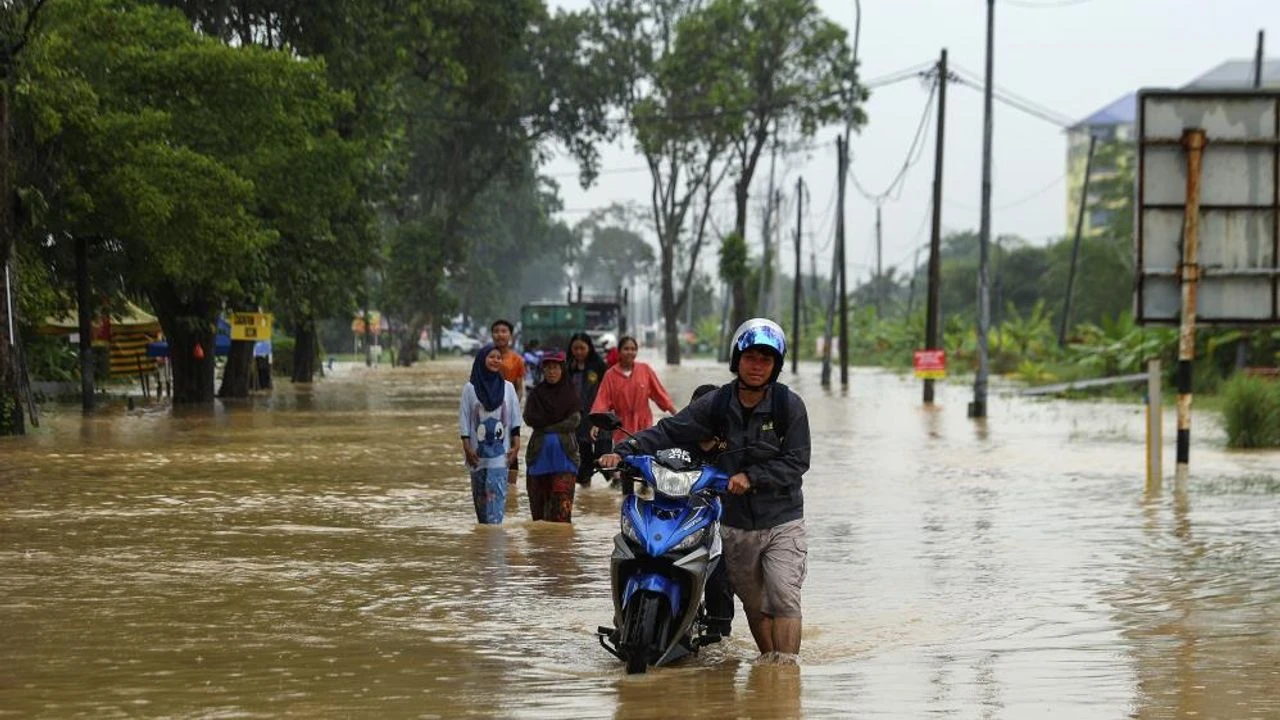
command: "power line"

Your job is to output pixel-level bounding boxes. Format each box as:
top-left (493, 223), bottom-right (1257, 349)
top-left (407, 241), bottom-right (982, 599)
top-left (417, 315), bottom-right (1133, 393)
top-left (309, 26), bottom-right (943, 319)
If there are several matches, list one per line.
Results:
top-left (850, 73), bottom-right (938, 204)
top-left (414, 61), bottom-right (936, 130)
top-left (946, 172), bottom-right (1067, 212)
top-left (947, 63), bottom-right (1074, 127)
top-left (950, 74), bottom-right (1072, 128)
top-left (1002, 0), bottom-right (1099, 8)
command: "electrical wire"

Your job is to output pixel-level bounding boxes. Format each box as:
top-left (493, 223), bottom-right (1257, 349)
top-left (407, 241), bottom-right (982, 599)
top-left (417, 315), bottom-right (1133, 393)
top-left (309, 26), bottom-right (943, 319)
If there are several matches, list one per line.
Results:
top-left (950, 74), bottom-right (1072, 128)
top-left (947, 63), bottom-right (1075, 128)
top-left (1002, 0), bottom-right (1100, 8)
top-left (414, 61), bottom-right (934, 130)
top-left (946, 172), bottom-right (1067, 212)
top-left (849, 73), bottom-right (938, 204)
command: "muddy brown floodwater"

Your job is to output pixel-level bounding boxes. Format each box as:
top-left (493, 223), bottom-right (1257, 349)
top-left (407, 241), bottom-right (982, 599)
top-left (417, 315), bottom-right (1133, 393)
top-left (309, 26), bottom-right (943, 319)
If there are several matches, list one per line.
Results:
top-left (2, 356), bottom-right (1278, 718)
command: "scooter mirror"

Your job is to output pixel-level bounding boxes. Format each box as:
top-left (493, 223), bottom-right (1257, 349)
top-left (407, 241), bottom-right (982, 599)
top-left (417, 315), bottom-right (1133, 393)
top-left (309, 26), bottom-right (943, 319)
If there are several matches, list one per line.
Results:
top-left (589, 412), bottom-right (622, 431)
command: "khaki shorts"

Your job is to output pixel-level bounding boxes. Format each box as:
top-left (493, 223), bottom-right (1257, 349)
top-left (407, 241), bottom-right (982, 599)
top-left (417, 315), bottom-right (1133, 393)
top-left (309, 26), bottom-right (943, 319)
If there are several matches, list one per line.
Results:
top-left (720, 518), bottom-right (807, 618)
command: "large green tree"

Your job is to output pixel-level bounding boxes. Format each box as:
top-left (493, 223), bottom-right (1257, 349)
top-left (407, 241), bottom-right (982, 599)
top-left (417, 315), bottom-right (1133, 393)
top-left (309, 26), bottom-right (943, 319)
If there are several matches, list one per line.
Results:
top-left (157, 0), bottom-right (396, 387)
top-left (0, 0), bottom-right (51, 434)
top-left (384, 0), bottom-right (616, 364)
top-left (682, 0), bottom-right (863, 329)
top-left (579, 225), bottom-right (655, 297)
top-left (593, 0), bottom-right (733, 364)
top-left (449, 165), bottom-right (581, 328)
top-left (17, 0), bottom-right (349, 402)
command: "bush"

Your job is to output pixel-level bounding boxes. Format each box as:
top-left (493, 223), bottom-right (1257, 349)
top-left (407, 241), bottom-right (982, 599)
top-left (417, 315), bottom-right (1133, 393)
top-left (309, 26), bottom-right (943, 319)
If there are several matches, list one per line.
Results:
top-left (1221, 374), bottom-right (1280, 448)
top-left (272, 337), bottom-right (295, 378)
top-left (23, 334), bottom-right (80, 382)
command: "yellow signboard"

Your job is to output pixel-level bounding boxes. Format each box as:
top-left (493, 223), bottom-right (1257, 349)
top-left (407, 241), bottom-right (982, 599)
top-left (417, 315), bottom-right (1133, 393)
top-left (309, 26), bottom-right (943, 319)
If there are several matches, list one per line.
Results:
top-left (230, 312), bottom-right (273, 341)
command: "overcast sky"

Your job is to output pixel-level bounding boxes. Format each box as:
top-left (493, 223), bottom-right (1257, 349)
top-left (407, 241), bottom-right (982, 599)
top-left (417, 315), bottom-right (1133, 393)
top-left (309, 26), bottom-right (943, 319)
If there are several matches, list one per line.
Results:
top-left (544, 0), bottom-right (1279, 286)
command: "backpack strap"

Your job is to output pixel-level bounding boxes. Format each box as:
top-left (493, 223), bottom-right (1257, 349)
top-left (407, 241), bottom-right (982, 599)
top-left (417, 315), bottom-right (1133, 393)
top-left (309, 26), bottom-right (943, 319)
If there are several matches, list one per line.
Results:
top-left (770, 382), bottom-right (791, 442)
top-left (710, 381), bottom-right (790, 444)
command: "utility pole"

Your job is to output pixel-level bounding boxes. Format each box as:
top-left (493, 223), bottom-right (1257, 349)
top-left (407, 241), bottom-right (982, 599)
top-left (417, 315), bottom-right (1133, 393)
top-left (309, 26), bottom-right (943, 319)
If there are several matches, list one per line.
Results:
top-left (1238, 29), bottom-right (1266, 370)
top-left (810, 250), bottom-right (818, 299)
top-left (1059, 134), bottom-right (1097, 348)
top-left (837, 134), bottom-right (850, 388)
top-left (793, 177), bottom-right (804, 375)
top-left (906, 244), bottom-right (922, 318)
top-left (821, 138), bottom-right (843, 387)
top-left (758, 139), bottom-right (779, 316)
top-left (970, 0), bottom-right (995, 419)
top-left (1255, 30), bottom-right (1266, 88)
top-left (875, 204), bottom-right (884, 318)
top-left (925, 49), bottom-right (948, 405)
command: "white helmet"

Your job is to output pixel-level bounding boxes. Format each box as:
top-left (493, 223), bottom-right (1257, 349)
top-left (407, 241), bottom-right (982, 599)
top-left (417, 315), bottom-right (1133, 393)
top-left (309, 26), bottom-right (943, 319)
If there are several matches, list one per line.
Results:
top-left (729, 318), bottom-right (787, 385)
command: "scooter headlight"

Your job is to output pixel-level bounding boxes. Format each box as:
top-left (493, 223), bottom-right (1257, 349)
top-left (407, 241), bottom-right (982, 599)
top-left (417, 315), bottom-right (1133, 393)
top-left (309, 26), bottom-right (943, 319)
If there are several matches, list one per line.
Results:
top-left (620, 510), bottom-right (641, 543)
top-left (651, 466), bottom-right (702, 498)
top-left (670, 526), bottom-right (708, 553)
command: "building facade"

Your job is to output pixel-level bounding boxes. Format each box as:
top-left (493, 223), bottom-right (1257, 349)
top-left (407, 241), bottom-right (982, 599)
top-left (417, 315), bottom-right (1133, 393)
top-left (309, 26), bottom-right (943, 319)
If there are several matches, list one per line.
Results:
top-left (1065, 58), bottom-right (1280, 236)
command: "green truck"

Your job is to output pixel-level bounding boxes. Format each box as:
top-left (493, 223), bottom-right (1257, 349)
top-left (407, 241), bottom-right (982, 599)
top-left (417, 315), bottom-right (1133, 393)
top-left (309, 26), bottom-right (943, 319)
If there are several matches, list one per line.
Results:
top-left (519, 287), bottom-right (627, 352)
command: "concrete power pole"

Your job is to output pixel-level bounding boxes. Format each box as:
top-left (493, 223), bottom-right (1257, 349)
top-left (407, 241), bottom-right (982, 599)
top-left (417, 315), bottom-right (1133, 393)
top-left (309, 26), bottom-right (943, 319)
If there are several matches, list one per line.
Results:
top-left (792, 178), bottom-right (804, 375)
top-left (970, 0), bottom-right (995, 419)
top-left (925, 49), bottom-right (948, 405)
top-left (875, 203), bottom-right (883, 318)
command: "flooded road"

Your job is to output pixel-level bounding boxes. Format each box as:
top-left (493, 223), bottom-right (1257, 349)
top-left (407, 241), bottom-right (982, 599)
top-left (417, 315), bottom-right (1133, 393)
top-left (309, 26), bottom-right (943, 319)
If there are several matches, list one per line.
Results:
top-left (2, 357), bottom-right (1278, 718)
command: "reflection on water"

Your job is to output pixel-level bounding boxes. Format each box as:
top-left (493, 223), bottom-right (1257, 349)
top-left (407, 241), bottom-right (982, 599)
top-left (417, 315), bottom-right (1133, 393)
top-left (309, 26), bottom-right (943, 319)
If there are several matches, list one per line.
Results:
top-left (2, 358), bottom-right (1278, 718)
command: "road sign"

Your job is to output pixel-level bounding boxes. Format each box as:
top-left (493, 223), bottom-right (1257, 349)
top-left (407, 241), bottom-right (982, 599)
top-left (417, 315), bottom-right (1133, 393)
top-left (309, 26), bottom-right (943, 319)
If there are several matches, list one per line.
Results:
top-left (230, 312), bottom-right (273, 341)
top-left (913, 349), bottom-right (946, 379)
top-left (1136, 89), bottom-right (1280, 326)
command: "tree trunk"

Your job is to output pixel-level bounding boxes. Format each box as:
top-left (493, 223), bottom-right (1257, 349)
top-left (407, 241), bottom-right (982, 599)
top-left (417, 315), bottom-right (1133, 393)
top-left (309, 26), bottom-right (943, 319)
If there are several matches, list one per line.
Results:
top-left (75, 236), bottom-right (95, 412)
top-left (0, 91), bottom-right (28, 435)
top-left (151, 288), bottom-right (216, 404)
top-left (362, 309), bottom-right (373, 367)
top-left (398, 326), bottom-right (421, 365)
top-left (660, 244), bottom-right (681, 366)
top-left (218, 340), bottom-right (255, 397)
top-left (292, 320), bottom-right (317, 383)
top-left (167, 324), bottom-right (216, 404)
top-left (732, 180), bottom-right (750, 329)
top-left (0, 84), bottom-right (23, 435)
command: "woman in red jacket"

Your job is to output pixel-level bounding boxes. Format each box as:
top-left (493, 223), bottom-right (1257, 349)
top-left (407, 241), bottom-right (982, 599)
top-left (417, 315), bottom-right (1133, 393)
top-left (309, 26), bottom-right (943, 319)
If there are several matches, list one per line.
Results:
top-left (589, 336), bottom-right (676, 447)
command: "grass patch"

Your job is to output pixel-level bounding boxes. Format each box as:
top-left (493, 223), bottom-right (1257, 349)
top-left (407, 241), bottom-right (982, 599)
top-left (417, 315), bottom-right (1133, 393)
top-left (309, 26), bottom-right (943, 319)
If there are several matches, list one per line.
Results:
top-left (1221, 374), bottom-right (1280, 448)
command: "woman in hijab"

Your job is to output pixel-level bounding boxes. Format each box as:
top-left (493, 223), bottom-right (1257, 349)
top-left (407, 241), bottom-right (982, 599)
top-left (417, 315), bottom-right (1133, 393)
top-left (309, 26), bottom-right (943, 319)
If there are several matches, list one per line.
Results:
top-left (459, 345), bottom-right (522, 524)
top-left (522, 350), bottom-right (581, 522)
top-left (567, 332), bottom-right (608, 487)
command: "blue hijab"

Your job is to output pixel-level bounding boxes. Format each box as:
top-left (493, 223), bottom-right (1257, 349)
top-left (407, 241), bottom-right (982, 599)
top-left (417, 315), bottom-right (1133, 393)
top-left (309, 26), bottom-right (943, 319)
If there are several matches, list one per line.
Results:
top-left (470, 344), bottom-right (506, 412)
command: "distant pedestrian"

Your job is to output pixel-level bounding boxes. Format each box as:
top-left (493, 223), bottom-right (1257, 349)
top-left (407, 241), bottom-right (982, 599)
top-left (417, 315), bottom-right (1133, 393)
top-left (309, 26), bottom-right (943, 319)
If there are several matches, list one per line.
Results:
top-left (459, 345), bottom-right (521, 524)
top-left (523, 350), bottom-right (581, 522)
top-left (590, 336), bottom-right (676, 447)
top-left (491, 319), bottom-right (525, 485)
top-left (567, 332), bottom-right (608, 487)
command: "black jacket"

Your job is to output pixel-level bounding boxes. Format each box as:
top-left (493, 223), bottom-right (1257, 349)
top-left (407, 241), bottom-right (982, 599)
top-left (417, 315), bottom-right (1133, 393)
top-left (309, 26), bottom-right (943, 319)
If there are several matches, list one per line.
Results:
top-left (615, 382), bottom-right (810, 530)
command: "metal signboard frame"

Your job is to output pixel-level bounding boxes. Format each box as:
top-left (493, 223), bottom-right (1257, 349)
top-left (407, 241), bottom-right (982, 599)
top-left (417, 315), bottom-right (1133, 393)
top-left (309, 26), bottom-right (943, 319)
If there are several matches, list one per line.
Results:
top-left (1135, 89), bottom-right (1280, 326)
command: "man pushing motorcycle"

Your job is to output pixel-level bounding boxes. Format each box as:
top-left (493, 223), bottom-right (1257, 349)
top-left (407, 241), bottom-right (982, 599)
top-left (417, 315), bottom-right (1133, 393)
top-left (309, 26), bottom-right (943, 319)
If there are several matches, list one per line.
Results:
top-left (599, 318), bottom-right (811, 661)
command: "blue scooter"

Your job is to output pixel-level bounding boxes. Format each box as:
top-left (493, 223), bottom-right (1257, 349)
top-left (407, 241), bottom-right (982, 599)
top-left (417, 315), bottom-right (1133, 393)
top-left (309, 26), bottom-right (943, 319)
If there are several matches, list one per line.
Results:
top-left (591, 412), bottom-right (730, 674)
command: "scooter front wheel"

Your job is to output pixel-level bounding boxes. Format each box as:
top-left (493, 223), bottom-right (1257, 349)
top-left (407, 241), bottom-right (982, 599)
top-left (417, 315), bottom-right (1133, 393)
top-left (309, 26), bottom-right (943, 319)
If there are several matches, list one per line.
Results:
top-left (621, 591), bottom-right (664, 674)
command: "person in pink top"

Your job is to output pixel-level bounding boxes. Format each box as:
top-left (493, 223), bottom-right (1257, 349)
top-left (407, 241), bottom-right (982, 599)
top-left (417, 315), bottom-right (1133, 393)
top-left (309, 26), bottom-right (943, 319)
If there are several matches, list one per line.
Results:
top-left (589, 336), bottom-right (676, 448)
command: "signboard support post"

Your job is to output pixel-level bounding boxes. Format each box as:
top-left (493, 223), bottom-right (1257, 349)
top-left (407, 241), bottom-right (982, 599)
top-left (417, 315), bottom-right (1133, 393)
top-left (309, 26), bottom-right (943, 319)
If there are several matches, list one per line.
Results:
top-left (1146, 358), bottom-right (1162, 490)
top-left (1175, 128), bottom-right (1206, 470)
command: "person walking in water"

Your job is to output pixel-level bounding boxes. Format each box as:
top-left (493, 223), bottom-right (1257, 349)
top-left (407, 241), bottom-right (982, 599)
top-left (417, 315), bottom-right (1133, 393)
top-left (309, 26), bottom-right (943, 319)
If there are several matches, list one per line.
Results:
top-left (589, 336), bottom-right (676, 447)
top-left (459, 345), bottom-right (522, 524)
top-left (600, 319), bottom-right (810, 661)
top-left (490, 319), bottom-right (525, 486)
top-left (567, 333), bottom-right (608, 487)
top-left (522, 351), bottom-right (581, 522)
